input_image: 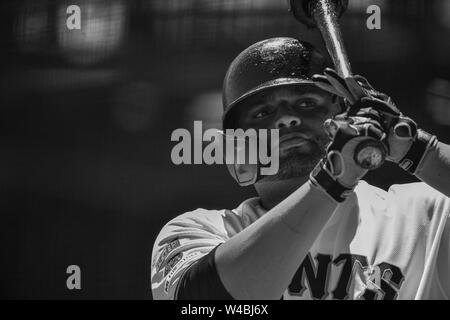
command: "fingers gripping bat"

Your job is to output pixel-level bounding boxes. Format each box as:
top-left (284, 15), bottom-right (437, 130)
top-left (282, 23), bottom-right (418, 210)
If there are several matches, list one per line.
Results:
top-left (289, 0), bottom-right (387, 170)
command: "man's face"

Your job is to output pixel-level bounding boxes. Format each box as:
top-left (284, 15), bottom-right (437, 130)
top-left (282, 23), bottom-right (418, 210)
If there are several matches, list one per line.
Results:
top-left (235, 85), bottom-right (341, 181)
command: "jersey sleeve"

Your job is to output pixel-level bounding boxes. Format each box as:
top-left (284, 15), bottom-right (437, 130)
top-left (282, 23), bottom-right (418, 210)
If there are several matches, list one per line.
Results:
top-left (150, 209), bottom-right (234, 300)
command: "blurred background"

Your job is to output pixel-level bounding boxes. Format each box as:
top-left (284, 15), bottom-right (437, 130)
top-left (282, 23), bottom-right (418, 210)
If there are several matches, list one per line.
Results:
top-left (0, 0), bottom-right (449, 299)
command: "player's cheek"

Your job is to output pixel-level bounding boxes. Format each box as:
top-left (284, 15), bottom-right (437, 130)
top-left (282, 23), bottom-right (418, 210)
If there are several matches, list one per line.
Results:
top-left (303, 115), bottom-right (326, 130)
top-left (249, 117), bottom-right (277, 130)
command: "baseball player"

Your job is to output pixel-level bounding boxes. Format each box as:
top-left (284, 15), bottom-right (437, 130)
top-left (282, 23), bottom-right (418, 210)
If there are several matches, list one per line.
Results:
top-left (151, 37), bottom-right (450, 300)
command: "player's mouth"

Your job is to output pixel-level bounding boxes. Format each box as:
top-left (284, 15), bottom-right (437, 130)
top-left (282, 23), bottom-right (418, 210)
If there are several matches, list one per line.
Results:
top-left (278, 132), bottom-right (313, 153)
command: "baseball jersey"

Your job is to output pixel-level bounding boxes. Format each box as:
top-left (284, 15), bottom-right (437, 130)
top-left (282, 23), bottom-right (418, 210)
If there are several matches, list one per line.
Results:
top-left (151, 181), bottom-right (450, 300)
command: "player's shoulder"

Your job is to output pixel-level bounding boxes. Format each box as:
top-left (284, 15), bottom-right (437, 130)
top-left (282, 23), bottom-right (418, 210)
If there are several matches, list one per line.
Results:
top-left (154, 208), bottom-right (229, 245)
top-left (155, 197), bottom-right (263, 243)
top-left (356, 180), bottom-right (448, 202)
top-left (387, 181), bottom-right (449, 203)
top-left (167, 207), bottom-right (228, 228)
top-left (354, 180), bottom-right (388, 202)
top-left (357, 180), bottom-right (450, 222)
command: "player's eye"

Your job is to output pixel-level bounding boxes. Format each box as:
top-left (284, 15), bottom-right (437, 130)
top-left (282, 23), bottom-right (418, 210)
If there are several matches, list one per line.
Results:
top-left (254, 111), bottom-right (268, 118)
top-left (252, 106), bottom-right (274, 119)
top-left (295, 99), bottom-right (318, 109)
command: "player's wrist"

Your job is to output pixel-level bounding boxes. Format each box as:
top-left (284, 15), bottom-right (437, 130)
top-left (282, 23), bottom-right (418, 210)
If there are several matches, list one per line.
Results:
top-left (397, 129), bottom-right (438, 175)
top-left (309, 159), bottom-right (356, 203)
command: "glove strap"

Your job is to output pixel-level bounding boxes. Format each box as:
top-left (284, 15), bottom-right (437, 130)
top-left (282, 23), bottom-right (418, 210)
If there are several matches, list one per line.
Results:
top-left (398, 129), bottom-right (438, 174)
top-left (309, 159), bottom-right (355, 203)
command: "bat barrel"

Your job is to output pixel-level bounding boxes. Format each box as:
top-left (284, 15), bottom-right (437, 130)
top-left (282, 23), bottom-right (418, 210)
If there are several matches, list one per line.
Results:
top-left (310, 0), bottom-right (352, 78)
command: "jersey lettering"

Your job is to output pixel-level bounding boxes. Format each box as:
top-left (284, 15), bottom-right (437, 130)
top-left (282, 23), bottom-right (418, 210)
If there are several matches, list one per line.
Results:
top-left (288, 253), bottom-right (405, 300)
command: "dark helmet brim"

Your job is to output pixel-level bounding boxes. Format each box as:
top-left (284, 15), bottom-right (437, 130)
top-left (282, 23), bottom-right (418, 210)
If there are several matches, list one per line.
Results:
top-left (222, 78), bottom-right (319, 129)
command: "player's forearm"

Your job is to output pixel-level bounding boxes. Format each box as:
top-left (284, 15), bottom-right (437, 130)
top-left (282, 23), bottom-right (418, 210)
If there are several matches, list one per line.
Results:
top-left (215, 180), bottom-right (338, 300)
top-left (415, 141), bottom-right (450, 198)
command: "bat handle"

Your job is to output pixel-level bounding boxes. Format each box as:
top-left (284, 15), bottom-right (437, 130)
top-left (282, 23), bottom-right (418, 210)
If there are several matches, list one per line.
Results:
top-left (311, 0), bottom-right (387, 170)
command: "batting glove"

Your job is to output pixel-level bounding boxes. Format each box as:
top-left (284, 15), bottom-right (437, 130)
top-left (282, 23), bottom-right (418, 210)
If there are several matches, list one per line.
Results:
top-left (313, 68), bottom-right (437, 175)
top-left (310, 112), bottom-right (385, 202)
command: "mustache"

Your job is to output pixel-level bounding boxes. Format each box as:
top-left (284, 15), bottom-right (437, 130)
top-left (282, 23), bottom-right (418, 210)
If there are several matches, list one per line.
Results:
top-left (278, 127), bottom-right (317, 143)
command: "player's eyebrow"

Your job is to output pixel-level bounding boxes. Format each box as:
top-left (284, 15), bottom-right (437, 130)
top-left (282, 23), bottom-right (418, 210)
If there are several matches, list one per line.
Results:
top-left (246, 87), bottom-right (329, 112)
top-left (259, 88), bottom-right (313, 104)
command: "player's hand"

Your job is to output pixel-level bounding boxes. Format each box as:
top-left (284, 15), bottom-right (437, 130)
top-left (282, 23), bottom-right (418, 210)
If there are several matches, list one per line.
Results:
top-left (345, 97), bottom-right (418, 164)
top-left (312, 67), bottom-right (390, 105)
top-left (310, 112), bottom-right (385, 202)
top-left (312, 68), bottom-right (417, 164)
top-left (322, 113), bottom-right (385, 186)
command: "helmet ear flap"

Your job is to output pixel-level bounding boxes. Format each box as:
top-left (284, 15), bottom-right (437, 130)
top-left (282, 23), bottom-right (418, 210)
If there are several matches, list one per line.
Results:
top-left (226, 163), bottom-right (258, 187)
top-left (219, 129), bottom-right (260, 187)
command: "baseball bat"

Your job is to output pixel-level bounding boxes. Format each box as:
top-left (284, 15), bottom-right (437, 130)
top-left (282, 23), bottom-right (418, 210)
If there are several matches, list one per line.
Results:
top-left (289, 0), bottom-right (387, 170)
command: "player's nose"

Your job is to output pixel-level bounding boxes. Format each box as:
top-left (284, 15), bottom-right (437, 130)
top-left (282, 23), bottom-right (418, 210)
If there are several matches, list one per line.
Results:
top-left (275, 114), bottom-right (302, 129)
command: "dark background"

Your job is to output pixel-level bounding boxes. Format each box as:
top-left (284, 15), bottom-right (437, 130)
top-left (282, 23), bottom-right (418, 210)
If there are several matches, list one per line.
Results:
top-left (0, 0), bottom-right (449, 299)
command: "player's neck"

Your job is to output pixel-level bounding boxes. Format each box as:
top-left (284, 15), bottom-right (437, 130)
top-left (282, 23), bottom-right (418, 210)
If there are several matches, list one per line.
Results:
top-left (255, 176), bottom-right (309, 210)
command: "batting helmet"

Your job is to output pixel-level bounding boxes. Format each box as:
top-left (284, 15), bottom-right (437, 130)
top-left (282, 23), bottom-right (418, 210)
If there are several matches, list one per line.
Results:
top-left (221, 37), bottom-right (329, 186)
top-left (222, 37), bottom-right (328, 130)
